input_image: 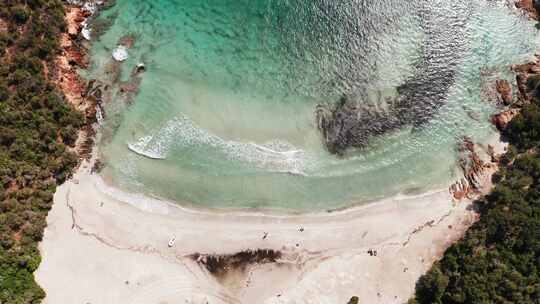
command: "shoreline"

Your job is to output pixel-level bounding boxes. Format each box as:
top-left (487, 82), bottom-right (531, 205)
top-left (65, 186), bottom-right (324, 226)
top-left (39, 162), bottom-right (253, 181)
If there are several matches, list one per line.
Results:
top-left (94, 120), bottom-right (506, 217)
top-left (95, 165), bottom-right (452, 218)
top-left (34, 1), bottom-right (535, 304)
top-left (36, 153), bottom-right (483, 303)
top-left (96, 152), bottom-right (459, 217)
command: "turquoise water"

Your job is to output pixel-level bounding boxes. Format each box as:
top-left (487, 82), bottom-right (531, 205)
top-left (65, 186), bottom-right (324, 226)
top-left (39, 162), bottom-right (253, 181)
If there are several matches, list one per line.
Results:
top-left (89, 0), bottom-right (538, 211)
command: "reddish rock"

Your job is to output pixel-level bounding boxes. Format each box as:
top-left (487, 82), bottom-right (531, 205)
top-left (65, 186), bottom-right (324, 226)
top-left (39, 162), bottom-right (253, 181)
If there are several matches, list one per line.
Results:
top-left (530, 65), bottom-right (540, 74)
top-left (66, 8), bottom-right (83, 36)
top-left (118, 35), bottom-right (136, 49)
top-left (459, 136), bottom-right (475, 153)
top-left (65, 46), bottom-right (89, 68)
top-left (516, 73), bottom-right (529, 102)
top-left (81, 10), bottom-right (92, 18)
top-left (452, 138), bottom-right (492, 200)
top-left (515, 0), bottom-right (540, 20)
top-left (512, 62), bottom-right (540, 74)
top-left (74, 16), bottom-right (86, 23)
top-left (491, 108), bottom-right (520, 131)
top-left (496, 79), bottom-right (512, 105)
top-left (449, 178), bottom-right (470, 201)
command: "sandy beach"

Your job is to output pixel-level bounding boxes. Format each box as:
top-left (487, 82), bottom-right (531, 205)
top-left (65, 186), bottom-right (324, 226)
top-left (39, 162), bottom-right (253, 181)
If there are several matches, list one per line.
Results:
top-left (34, 138), bottom-right (503, 304)
top-left (31, 1), bottom-right (526, 303)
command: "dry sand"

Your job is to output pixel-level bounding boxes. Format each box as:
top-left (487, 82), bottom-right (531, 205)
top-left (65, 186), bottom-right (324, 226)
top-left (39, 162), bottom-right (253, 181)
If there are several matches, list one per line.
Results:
top-left (32, 2), bottom-right (519, 303)
top-left (34, 136), bottom-right (505, 303)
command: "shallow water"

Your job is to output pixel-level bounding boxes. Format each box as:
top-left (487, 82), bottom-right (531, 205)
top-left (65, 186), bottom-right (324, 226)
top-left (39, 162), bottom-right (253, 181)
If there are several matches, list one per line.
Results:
top-left (89, 0), bottom-right (538, 210)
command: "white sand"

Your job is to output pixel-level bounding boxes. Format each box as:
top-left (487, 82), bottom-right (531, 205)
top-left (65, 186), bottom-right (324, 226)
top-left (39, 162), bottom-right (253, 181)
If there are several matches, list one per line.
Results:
top-left (34, 144), bottom-right (498, 304)
top-left (34, 3), bottom-right (510, 303)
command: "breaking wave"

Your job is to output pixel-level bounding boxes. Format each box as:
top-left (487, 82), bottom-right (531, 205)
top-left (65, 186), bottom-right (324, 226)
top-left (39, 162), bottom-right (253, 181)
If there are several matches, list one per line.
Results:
top-left (127, 116), bottom-right (312, 175)
top-left (92, 0), bottom-right (540, 209)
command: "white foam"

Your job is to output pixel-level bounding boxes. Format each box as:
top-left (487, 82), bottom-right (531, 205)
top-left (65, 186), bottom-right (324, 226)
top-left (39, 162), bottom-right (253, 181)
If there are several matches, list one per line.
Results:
top-left (112, 45), bottom-right (129, 62)
top-left (81, 25), bottom-right (91, 40)
top-left (128, 135), bottom-right (167, 160)
top-left (95, 105), bottom-right (104, 125)
top-left (94, 175), bottom-right (170, 215)
top-left (126, 116), bottom-right (312, 174)
top-left (65, 0), bottom-right (103, 17)
top-left (65, 0), bottom-right (103, 40)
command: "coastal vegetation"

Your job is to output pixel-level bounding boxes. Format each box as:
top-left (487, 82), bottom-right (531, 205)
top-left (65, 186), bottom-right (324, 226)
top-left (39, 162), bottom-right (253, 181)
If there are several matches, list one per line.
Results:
top-left (1, 0), bottom-right (539, 303)
top-left (409, 69), bottom-right (540, 303)
top-left (0, 1), bottom-right (83, 302)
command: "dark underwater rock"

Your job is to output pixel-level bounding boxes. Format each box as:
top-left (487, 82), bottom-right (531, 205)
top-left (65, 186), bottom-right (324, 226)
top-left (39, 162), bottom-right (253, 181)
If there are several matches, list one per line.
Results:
top-left (316, 64), bottom-right (456, 155)
top-left (316, 95), bottom-right (401, 155)
top-left (316, 1), bottom-right (464, 155)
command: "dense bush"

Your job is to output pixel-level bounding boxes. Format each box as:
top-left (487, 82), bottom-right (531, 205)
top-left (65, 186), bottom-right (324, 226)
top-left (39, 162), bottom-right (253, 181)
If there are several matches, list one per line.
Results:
top-left (503, 103), bottom-right (540, 151)
top-left (10, 5), bottom-right (30, 25)
top-left (0, 1), bottom-right (83, 303)
top-left (411, 100), bottom-right (540, 304)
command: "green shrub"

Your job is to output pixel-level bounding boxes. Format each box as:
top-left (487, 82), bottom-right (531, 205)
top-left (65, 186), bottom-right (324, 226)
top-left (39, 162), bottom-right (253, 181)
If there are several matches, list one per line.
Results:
top-left (413, 103), bottom-right (540, 303)
top-left (0, 1), bottom-right (83, 303)
top-left (503, 103), bottom-right (540, 151)
top-left (10, 5), bottom-right (30, 25)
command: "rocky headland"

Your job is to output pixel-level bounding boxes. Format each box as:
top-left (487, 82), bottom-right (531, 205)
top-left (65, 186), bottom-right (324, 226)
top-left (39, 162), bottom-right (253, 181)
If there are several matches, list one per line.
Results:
top-left (55, 2), bottom-right (106, 159)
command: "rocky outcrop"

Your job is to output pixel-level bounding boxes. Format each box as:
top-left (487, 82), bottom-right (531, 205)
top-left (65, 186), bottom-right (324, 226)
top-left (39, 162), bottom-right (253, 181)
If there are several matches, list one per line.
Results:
top-left (515, 0), bottom-right (540, 20)
top-left (449, 178), bottom-right (470, 201)
top-left (55, 1), bottom-right (107, 159)
top-left (450, 137), bottom-right (497, 201)
top-left (83, 79), bottom-right (105, 121)
top-left (133, 63), bottom-right (146, 75)
top-left (112, 35), bottom-right (136, 62)
top-left (492, 53), bottom-right (540, 133)
top-left (66, 7), bottom-right (91, 38)
top-left (516, 72), bottom-right (529, 103)
top-left (491, 108), bottom-right (520, 131)
top-left (118, 34), bottom-right (136, 49)
top-left (512, 55), bottom-right (540, 104)
top-left (512, 57), bottom-right (540, 74)
top-left (112, 45), bottom-right (128, 61)
top-left (496, 79), bottom-right (513, 105)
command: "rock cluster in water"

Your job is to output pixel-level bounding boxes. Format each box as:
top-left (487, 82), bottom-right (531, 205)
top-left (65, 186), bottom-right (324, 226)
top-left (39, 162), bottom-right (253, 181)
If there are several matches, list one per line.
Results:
top-left (491, 53), bottom-right (540, 132)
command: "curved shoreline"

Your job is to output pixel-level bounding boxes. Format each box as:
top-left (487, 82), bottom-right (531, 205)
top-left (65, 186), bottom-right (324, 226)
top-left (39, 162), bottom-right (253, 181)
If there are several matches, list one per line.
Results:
top-left (96, 126), bottom-right (505, 216)
top-left (95, 164), bottom-right (451, 218)
top-left (36, 153), bottom-right (483, 303)
top-left (34, 1), bottom-right (535, 304)
top-left (90, 0), bottom-right (521, 210)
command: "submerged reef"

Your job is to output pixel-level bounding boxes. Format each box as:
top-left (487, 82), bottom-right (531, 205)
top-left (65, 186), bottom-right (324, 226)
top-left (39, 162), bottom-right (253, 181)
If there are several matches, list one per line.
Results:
top-left (317, 1), bottom-right (464, 154)
top-left (317, 63), bottom-right (457, 155)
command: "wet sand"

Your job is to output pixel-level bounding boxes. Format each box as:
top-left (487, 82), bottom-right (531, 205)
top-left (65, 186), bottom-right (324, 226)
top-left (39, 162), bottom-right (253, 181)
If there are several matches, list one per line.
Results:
top-left (33, 2), bottom-right (515, 303)
top-left (34, 139), bottom-right (502, 304)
